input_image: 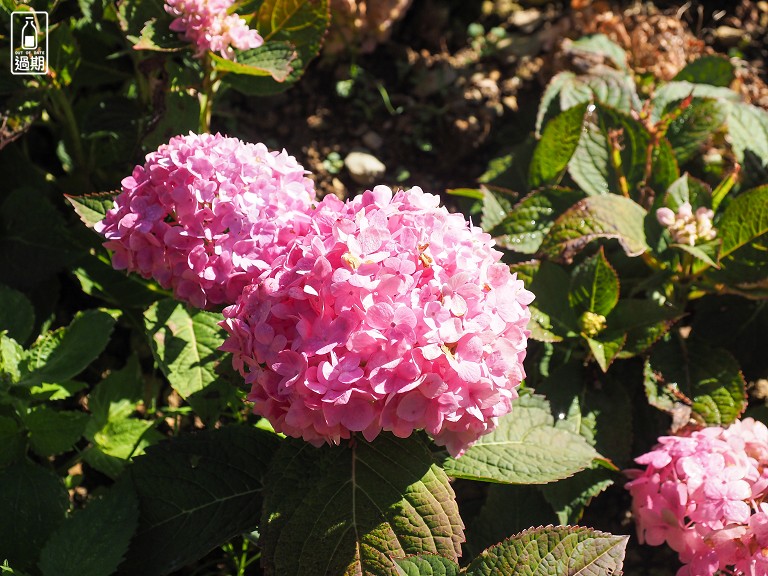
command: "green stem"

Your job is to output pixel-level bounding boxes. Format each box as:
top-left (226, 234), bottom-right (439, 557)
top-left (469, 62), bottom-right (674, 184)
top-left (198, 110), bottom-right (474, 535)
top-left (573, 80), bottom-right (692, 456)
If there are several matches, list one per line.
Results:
top-left (48, 85), bottom-right (84, 168)
top-left (198, 55), bottom-right (220, 133)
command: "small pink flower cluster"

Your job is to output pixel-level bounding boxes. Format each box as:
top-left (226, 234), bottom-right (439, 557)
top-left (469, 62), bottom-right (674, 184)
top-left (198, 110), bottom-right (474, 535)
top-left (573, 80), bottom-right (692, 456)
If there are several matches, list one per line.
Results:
top-left (626, 418), bottom-right (768, 575)
top-left (220, 185), bottom-right (534, 456)
top-left (96, 133), bottom-right (315, 309)
top-left (164, 0), bottom-right (263, 60)
top-left (656, 202), bottom-right (717, 247)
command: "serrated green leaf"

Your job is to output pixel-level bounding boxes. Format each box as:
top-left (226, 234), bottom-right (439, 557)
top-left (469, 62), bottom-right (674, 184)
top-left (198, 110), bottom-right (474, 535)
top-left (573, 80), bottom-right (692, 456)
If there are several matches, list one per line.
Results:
top-left (120, 426), bottom-right (280, 576)
top-left (536, 72), bottom-right (574, 136)
top-left (0, 284), bottom-right (33, 343)
top-left (143, 299), bottom-right (229, 399)
top-left (0, 461), bottom-right (69, 572)
top-left (465, 525), bottom-right (627, 576)
top-left (540, 195), bottom-right (648, 263)
top-left (665, 98), bottom-right (727, 164)
top-left (394, 555), bottom-right (460, 576)
top-left (645, 336), bottom-right (747, 426)
top-left (465, 484), bottom-right (557, 558)
top-left (559, 67), bottom-right (641, 117)
top-left (671, 242), bottom-right (719, 269)
top-left (0, 334), bottom-right (22, 385)
top-left (529, 103), bottom-right (587, 188)
top-left (22, 406), bottom-right (89, 457)
top-left (65, 192), bottom-right (117, 229)
top-left (568, 118), bottom-right (611, 196)
top-left (586, 333), bottom-right (625, 373)
top-left (442, 395), bottom-right (599, 484)
top-left (261, 434), bottom-right (463, 576)
top-left (650, 81), bottom-right (740, 123)
top-left (18, 309), bottom-right (117, 388)
top-left (607, 300), bottom-right (681, 358)
top-left (568, 247), bottom-right (619, 317)
top-left (673, 55), bottom-right (734, 87)
top-left (133, 17), bottom-right (186, 51)
top-left (489, 188), bottom-right (585, 254)
top-left (540, 468), bottom-right (614, 526)
top-left (212, 41), bottom-right (296, 80)
top-left (38, 479), bottom-right (138, 576)
top-left (718, 185), bottom-right (768, 260)
top-left (663, 174), bottom-right (712, 211)
top-left (727, 102), bottom-right (768, 185)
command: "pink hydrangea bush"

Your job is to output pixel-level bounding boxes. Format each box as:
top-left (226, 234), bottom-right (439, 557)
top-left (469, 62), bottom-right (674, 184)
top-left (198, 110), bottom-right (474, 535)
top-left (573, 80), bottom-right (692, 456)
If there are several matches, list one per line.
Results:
top-left (626, 418), bottom-right (768, 575)
top-left (220, 185), bottom-right (534, 456)
top-left (164, 0), bottom-right (263, 60)
top-left (96, 133), bottom-right (316, 309)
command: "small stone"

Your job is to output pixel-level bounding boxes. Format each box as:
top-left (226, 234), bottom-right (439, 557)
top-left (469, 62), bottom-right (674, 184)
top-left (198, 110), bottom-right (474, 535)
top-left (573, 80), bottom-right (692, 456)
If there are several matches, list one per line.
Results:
top-left (715, 26), bottom-right (746, 46)
top-left (344, 151), bottom-right (386, 185)
top-left (509, 8), bottom-right (542, 30)
top-left (362, 131), bottom-right (384, 150)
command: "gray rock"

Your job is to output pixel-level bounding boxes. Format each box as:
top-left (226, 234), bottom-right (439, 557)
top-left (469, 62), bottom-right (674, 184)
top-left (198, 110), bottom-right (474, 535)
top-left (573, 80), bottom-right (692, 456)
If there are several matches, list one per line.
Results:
top-left (344, 151), bottom-right (386, 185)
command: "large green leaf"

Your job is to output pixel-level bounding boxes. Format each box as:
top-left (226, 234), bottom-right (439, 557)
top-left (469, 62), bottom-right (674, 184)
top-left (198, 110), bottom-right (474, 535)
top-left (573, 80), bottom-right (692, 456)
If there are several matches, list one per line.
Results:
top-left (566, 35), bottom-right (629, 71)
top-left (0, 284), bottom-right (33, 343)
top-left (212, 41), bottom-right (296, 81)
top-left (489, 188), bottom-right (585, 254)
top-left (0, 461), bottom-right (69, 572)
top-left (718, 185), bottom-right (768, 260)
top-left (261, 434), bottom-right (464, 576)
top-left (394, 556), bottom-right (460, 576)
top-left (442, 395), bottom-right (599, 484)
top-left (464, 525), bottom-right (627, 576)
top-left (529, 104), bottom-right (588, 189)
top-left (586, 333), bottom-right (625, 373)
top-left (38, 480), bottom-right (138, 576)
top-left (21, 406), bottom-right (89, 457)
top-left (568, 248), bottom-right (619, 317)
top-left (608, 300), bottom-right (681, 358)
top-left (18, 309), bottom-right (117, 387)
top-left (645, 336), bottom-right (747, 426)
top-left (650, 81), bottom-right (740, 123)
top-left (119, 426), bottom-right (280, 575)
top-left (665, 98), bottom-right (727, 164)
top-left (143, 299), bottom-right (229, 399)
top-left (727, 102), bottom-right (768, 184)
top-left (673, 55), bottom-right (734, 87)
top-left (480, 186), bottom-right (514, 234)
top-left (568, 118), bottom-right (611, 196)
top-left (540, 195), bottom-right (648, 263)
top-left (559, 68), bottom-right (640, 117)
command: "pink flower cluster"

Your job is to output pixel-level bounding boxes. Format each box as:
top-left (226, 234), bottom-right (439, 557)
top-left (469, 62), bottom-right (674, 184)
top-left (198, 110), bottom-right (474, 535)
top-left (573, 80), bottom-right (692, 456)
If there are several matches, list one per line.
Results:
top-left (164, 0), bottom-right (263, 60)
top-left (220, 185), bottom-right (534, 456)
top-left (96, 133), bottom-right (316, 309)
top-left (626, 418), bottom-right (768, 576)
top-left (656, 202), bottom-right (717, 247)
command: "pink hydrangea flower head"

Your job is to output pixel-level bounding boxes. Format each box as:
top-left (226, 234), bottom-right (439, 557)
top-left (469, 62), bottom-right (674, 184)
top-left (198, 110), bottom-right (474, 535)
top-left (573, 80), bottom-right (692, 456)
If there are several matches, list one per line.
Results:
top-left (221, 185), bottom-right (534, 456)
top-left (164, 0), bottom-right (263, 60)
top-left (626, 418), bottom-right (768, 574)
top-left (96, 133), bottom-right (316, 309)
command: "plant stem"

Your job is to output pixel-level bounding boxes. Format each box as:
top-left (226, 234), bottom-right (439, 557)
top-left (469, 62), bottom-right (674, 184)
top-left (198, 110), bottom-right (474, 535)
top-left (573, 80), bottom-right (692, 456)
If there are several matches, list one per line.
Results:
top-left (199, 55), bottom-right (220, 133)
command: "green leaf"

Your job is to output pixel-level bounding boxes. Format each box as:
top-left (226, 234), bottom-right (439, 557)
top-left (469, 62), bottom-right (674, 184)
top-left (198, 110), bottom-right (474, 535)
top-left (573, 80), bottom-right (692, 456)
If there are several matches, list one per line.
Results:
top-left (536, 72), bottom-right (574, 136)
top-left (519, 261), bottom-right (579, 341)
top-left (38, 480), bottom-right (139, 576)
top-left (442, 394), bottom-right (600, 484)
top-left (665, 98), bottom-right (727, 164)
top-left (663, 174), bottom-right (711, 211)
top-left (22, 407), bottom-right (89, 457)
top-left (489, 188), bottom-right (585, 254)
top-left (540, 468), bottom-right (614, 526)
top-left (718, 185), bottom-right (768, 260)
top-left (464, 525), bottom-right (627, 576)
top-left (394, 556), bottom-right (460, 576)
top-left (261, 434), bottom-right (463, 576)
top-left (568, 247), bottom-right (619, 316)
top-left (480, 186), bottom-right (514, 233)
top-left (117, 0), bottom-right (183, 50)
top-left (48, 24), bottom-right (81, 86)
top-left (0, 461), bottom-right (69, 572)
top-left (143, 299), bottom-right (229, 399)
top-left (650, 81), bottom-right (740, 123)
top-left (586, 333), bottom-right (625, 373)
top-left (72, 258), bottom-right (163, 310)
top-left (672, 242), bottom-right (719, 269)
top-left (87, 355), bottom-right (144, 427)
top-left (0, 284), bottom-right (34, 343)
top-left (540, 195), bottom-right (648, 263)
top-left (120, 426), bottom-right (281, 576)
top-left (133, 17), bottom-right (186, 51)
top-left (567, 34), bottom-right (629, 71)
top-left (65, 192), bottom-right (116, 229)
top-left (568, 117), bottom-right (611, 196)
top-left (18, 309), bottom-right (117, 388)
top-left (559, 67), bottom-right (640, 117)
top-left (465, 485), bottom-right (556, 558)
top-left (608, 300), bottom-right (681, 358)
top-left (529, 103), bottom-right (587, 188)
top-left (0, 334), bottom-right (22, 386)
top-left (0, 416), bottom-right (24, 468)
top-left (673, 55), bottom-right (735, 87)
top-left (479, 137), bottom-right (536, 193)
top-left (645, 336), bottom-right (747, 426)
top-left (211, 41), bottom-right (296, 81)
top-left (727, 102), bottom-right (768, 185)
